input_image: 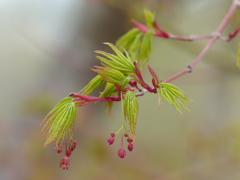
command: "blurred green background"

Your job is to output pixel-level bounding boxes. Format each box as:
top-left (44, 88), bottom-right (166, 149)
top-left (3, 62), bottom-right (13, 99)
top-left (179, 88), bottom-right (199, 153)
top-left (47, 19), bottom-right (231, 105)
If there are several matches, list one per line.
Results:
top-left (0, 0), bottom-right (240, 179)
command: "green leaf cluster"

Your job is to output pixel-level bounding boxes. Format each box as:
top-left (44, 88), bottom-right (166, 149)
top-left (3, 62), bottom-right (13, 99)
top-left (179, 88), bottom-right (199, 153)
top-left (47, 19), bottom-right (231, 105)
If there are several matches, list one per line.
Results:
top-left (116, 28), bottom-right (142, 61)
top-left (124, 90), bottom-right (139, 138)
top-left (158, 83), bottom-right (192, 113)
top-left (41, 96), bottom-right (77, 146)
top-left (92, 66), bottom-right (130, 87)
top-left (95, 42), bottom-right (135, 75)
top-left (116, 9), bottom-right (154, 67)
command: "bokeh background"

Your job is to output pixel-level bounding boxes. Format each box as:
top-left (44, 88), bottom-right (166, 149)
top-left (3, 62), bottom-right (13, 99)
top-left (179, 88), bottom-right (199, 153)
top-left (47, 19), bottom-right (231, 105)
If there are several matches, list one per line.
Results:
top-left (1, 0), bottom-right (240, 179)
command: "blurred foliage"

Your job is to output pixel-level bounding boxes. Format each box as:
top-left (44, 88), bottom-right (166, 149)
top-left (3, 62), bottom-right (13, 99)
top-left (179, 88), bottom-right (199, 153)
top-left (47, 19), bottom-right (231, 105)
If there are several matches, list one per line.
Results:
top-left (1, 0), bottom-right (240, 180)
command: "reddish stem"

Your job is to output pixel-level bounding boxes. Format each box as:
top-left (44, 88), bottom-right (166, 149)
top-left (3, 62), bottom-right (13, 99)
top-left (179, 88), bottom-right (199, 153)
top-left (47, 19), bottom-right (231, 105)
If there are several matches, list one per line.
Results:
top-left (164, 0), bottom-right (239, 83)
top-left (132, 20), bottom-right (149, 33)
top-left (227, 24), bottom-right (240, 41)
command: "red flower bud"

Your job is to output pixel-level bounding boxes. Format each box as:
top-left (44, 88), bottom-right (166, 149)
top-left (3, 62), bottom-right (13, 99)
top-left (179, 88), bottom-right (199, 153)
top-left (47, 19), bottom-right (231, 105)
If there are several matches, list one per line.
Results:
top-left (129, 80), bottom-right (137, 87)
top-left (70, 140), bottom-right (78, 151)
top-left (59, 156), bottom-right (70, 170)
top-left (65, 148), bottom-right (72, 157)
top-left (118, 148), bottom-right (126, 159)
top-left (107, 137), bottom-right (115, 145)
top-left (57, 146), bottom-right (62, 155)
top-left (128, 143), bottom-right (133, 152)
top-left (124, 133), bottom-right (128, 137)
top-left (111, 133), bottom-right (115, 137)
top-left (127, 138), bottom-right (133, 143)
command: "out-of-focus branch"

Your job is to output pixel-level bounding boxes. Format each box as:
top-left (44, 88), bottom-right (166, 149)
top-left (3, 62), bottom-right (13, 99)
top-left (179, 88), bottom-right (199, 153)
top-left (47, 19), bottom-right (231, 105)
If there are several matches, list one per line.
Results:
top-left (163, 0), bottom-right (240, 83)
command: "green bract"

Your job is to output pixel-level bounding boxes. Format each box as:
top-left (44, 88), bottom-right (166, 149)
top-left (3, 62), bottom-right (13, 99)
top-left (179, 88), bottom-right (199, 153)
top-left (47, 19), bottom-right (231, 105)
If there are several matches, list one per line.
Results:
top-left (237, 43), bottom-right (240, 68)
top-left (158, 82), bottom-right (193, 113)
top-left (79, 75), bottom-right (105, 95)
top-left (92, 66), bottom-right (130, 87)
top-left (95, 43), bottom-right (135, 75)
top-left (41, 96), bottom-right (77, 146)
top-left (124, 90), bottom-right (139, 138)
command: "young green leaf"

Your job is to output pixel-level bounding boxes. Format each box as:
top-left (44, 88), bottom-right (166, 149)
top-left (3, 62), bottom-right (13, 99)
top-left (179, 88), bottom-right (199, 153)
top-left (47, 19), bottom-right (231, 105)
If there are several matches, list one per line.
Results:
top-left (99, 83), bottom-right (117, 116)
top-left (100, 82), bottom-right (117, 97)
top-left (41, 96), bottom-right (77, 147)
top-left (139, 31), bottom-right (153, 67)
top-left (92, 66), bottom-right (130, 87)
top-left (116, 28), bottom-right (142, 51)
top-left (124, 90), bottom-right (139, 138)
top-left (95, 43), bottom-right (135, 75)
top-left (158, 82), bottom-right (193, 113)
top-left (236, 43), bottom-right (240, 68)
top-left (144, 9), bottom-right (155, 28)
top-left (79, 75), bottom-right (105, 95)
top-left (116, 28), bottom-right (143, 62)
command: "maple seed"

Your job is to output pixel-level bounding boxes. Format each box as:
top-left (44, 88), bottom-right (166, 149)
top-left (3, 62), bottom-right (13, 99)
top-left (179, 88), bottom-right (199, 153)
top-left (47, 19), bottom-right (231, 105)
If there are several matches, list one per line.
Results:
top-left (118, 148), bottom-right (126, 159)
top-left (107, 137), bottom-right (115, 145)
top-left (128, 143), bottom-right (134, 152)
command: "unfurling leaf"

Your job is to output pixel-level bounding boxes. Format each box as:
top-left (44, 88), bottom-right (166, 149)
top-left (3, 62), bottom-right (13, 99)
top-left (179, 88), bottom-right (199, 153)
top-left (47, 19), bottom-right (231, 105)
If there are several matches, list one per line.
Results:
top-left (95, 43), bottom-right (135, 75)
top-left (143, 9), bottom-right (155, 28)
top-left (116, 28), bottom-right (142, 61)
top-left (139, 31), bottom-right (153, 66)
top-left (158, 82), bottom-right (193, 113)
top-left (237, 43), bottom-right (240, 68)
top-left (79, 75), bottom-right (105, 95)
top-left (92, 66), bottom-right (130, 87)
top-left (100, 82), bottom-right (117, 97)
top-left (116, 9), bottom-right (155, 66)
top-left (124, 90), bottom-right (139, 138)
top-left (41, 96), bottom-right (77, 147)
top-left (100, 83), bottom-right (117, 116)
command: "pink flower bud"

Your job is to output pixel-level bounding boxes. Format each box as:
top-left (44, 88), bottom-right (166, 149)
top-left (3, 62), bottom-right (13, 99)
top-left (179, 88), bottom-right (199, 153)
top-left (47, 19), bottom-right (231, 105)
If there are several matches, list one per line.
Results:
top-left (57, 146), bottom-right (62, 155)
top-left (65, 148), bottom-right (72, 157)
top-left (128, 143), bottom-right (133, 152)
top-left (59, 156), bottom-right (70, 170)
top-left (118, 148), bottom-right (126, 159)
top-left (129, 80), bottom-right (137, 87)
top-left (127, 138), bottom-right (133, 143)
top-left (70, 140), bottom-right (78, 151)
top-left (107, 137), bottom-right (115, 145)
top-left (111, 133), bottom-right (115, 137)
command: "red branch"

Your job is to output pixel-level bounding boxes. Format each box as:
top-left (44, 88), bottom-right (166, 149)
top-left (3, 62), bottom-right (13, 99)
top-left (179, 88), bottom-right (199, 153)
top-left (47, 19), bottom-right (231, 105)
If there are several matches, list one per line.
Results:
top-left (163, 0), bottom-right (239, 83)
top-left (132, 1), bottom-right (239, 42)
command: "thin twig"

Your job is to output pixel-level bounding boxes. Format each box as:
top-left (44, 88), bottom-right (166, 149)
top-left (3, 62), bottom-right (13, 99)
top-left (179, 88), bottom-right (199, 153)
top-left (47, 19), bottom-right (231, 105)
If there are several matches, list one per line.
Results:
top-left (163, 0), bottom-right (239, 83)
